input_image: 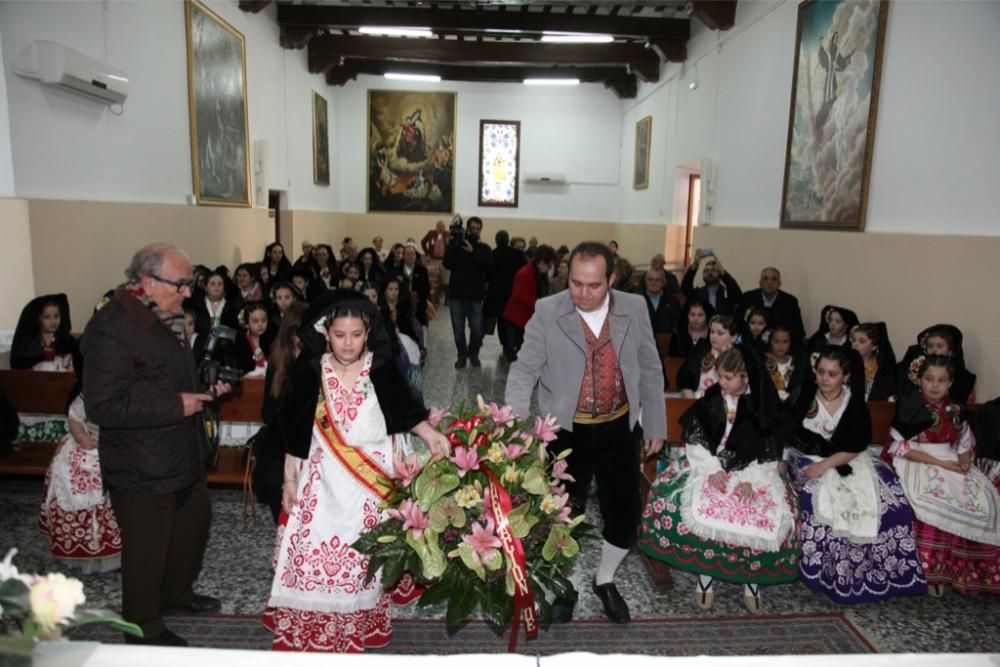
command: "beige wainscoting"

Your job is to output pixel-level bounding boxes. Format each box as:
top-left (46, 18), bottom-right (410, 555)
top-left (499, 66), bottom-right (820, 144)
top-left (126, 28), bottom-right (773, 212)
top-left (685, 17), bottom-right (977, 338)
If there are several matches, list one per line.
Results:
top-left (0, 199), bottom-right (35, 331)
top-left (693, 226), bottom-right (1000, 398)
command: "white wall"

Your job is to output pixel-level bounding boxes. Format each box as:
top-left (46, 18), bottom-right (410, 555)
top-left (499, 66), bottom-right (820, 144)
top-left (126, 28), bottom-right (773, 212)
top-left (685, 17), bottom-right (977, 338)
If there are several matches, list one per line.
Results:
top-left (619, 0), bottom-right (1000, 236)
top-left (0, 26), bottom-right (15, 197)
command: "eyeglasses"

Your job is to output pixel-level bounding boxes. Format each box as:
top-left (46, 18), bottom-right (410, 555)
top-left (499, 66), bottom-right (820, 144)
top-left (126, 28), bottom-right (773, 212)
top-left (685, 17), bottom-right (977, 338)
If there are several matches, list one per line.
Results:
top-left (151, 274), bottom-right (196, 293)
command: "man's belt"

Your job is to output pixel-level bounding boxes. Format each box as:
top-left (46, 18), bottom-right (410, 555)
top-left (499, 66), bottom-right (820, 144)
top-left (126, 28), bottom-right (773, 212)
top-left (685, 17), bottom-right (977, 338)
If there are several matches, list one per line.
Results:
top-left (573, 404), bottom-right (629, 425)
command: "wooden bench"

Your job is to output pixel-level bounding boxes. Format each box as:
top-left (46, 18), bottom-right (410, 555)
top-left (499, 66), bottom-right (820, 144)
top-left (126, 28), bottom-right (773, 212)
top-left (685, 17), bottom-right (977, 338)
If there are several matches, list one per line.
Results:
top-left (0, 369), bottom-right (265, 485)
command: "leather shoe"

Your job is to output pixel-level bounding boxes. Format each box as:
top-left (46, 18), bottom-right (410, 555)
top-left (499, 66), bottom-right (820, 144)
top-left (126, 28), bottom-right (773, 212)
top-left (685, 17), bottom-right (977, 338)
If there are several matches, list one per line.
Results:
top-left (176, 594), bottom-right (221, 614)
top-left (550, 595), bottom-right (576, 624)
top-left (125, 628), bottom-right (189, 646)
top-left (591, 579), bottom-right (630, 624)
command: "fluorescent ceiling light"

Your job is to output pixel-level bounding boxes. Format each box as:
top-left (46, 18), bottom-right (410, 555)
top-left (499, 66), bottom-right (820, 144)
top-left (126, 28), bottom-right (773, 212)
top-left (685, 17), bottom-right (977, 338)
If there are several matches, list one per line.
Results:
top-left (385, 72), bottom-right (442, 82)
top-left (540, 32), bottom-right (614, 44)
top-left (358, 26), bottom-right (433, 38)
top-left (523, 78), bottom-right (580, 86)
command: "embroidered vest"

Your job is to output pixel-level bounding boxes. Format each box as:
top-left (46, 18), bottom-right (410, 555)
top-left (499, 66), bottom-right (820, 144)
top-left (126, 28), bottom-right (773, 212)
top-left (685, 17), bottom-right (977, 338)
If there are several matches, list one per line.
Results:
top-left (575, 313), bottom-right (628, 419)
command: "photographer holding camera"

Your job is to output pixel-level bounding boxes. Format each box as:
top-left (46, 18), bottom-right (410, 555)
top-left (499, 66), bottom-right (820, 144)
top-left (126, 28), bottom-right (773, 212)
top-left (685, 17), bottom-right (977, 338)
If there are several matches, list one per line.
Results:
top-left (82, 243), bottom-right (232, 646)
top-left (443, 215), bottom-right (492, 368)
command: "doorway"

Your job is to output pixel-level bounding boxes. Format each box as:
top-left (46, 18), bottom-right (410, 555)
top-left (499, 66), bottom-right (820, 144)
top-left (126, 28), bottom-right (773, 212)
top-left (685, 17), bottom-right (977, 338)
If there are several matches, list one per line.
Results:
top-left (684, 174), bottom-right (701, 267)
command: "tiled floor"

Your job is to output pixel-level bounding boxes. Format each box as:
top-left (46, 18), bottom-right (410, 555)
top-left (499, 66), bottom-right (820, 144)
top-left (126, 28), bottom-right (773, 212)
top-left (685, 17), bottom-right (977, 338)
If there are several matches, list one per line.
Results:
top-left (2, 309), bottom-right (999, 653)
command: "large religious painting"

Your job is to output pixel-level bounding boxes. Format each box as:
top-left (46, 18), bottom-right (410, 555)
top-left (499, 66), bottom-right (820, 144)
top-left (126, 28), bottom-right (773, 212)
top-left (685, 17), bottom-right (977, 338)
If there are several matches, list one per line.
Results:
top-left (478, 120), bottom-right (521, 207)
top-left (367, 90), bottom-right (455, 213)
top-left (185, 0), bottom-right (251, 207)
top-left (633, 115), bottom-right (652, 190)
top-left (312, 91), bottom-right (330, 186)
top-left (780, 0), bottom-right (888, 231)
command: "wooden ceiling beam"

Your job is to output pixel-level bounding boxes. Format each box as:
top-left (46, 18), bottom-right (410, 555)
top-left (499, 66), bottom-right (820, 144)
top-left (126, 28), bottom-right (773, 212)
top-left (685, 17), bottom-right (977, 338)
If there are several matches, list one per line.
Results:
top-left (692, 0), bottom-right (737, 30)
top-left (277, 5), bottom-right (689, 41)
top-left (307, 34), bottom-right (665, 82)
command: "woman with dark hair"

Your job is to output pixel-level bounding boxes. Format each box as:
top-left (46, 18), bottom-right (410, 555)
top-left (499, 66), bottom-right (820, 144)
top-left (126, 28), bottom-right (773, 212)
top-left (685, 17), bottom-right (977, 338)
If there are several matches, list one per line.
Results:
top-left (262, 242), bottom-right (293, 284)
top-left (501, 244), bottom-right (556, 362)
top-left (896, 324), bottom-right (977, 404)
top-left (783, 346), bottom-right (926, 603)
top-left (383, 243), bottom-right (405, 274)
top-left (313, 243), bottom-right (339, 290)
top-left (291, 266), bottom-right (325, 303)
top-left (263, 291), bottom-right (449, 652)
top-left (640, 345), bottom-right (797, 614)
top-left (742, 306), bottom-right (770, 351)
top-left (190, 270), bottom-right (243, 332)
top-left (357, 247), bottom-right (388, 290)
top-left (235, 263), bottom-right (264, 303)
top-left (886, 355), bottom-right (1000, 596)
top-left (677, 314), bottom-right (739, 398)
top-left (668, 298), bottom-right (715, 359)
top-left (850, 322), bottom-right (898, 401)
top-left (381, 275), bottom-right (423, 391)
top-left (11, 294), bottom-right (80, 372)
top-left (268, 282), bottom-right (303, 327)
top-left (807, 305), bottom-right (859, 354)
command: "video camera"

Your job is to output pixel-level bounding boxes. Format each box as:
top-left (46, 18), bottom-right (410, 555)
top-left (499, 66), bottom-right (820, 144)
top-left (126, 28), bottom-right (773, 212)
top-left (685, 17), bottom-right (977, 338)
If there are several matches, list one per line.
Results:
top-left (198, 325), bottom-right (242, 469)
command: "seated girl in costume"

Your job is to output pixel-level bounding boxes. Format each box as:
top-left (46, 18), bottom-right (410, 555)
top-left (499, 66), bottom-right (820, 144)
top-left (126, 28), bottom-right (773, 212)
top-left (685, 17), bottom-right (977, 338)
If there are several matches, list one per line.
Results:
top-left (235, 263), bottom-right (264, 303)
top-left (743, 306), bottom-right (770, 351)
top-left (313, 244), bottom-right (339, 290)
top-left (784, 346), bottom-right (926, 603)
top-left (292, 266), bottom-right (325, 303)
top-left (381, 275), bottom-right (424, 393)
top-left (897, 324), bottom-right (976, 404)
top-left (807, 305), bottom-right (859, 354)
top-left (39, 381), bottom-right (122, 575)
top-left (264, 290), bottom-right (449, 652)
top-left (11, 294), bottom-right (79, 372)
top-left (765, 325), bottom-right (807, 403)
top-left (639, 346), bottom-right (798, 614)
top-left (668, 298), bottom-right (714, 359)
top-left (677, 314), bottom-right (739, 398)
top-left (886, 355), bottom-right (1000, 596)
top-left (850, 322), bottom-right (898, 401)
top-left (269, 282), bottom-right (303, 328)
top-left (233, 302), bottom-right (273, 378)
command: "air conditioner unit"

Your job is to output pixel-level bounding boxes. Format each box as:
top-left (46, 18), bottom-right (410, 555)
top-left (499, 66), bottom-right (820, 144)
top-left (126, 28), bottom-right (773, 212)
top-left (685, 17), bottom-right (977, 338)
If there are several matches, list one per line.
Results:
top-left (12, 40), bottom-right (129, 105)
top-left (523, 171), bottom-right (566, 185)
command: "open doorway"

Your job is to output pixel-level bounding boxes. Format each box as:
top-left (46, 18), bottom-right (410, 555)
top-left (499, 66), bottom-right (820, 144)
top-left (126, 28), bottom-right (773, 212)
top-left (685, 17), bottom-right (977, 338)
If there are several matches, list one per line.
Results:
top-left (684, 174), bottom-right (701, 267)
top-left (268, 191), bottom-right (281, 243)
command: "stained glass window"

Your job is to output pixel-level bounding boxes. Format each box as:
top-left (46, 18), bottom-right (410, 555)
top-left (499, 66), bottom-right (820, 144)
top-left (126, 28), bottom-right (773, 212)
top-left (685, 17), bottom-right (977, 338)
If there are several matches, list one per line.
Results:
top-left (478, 120), bottom-right (521, 207)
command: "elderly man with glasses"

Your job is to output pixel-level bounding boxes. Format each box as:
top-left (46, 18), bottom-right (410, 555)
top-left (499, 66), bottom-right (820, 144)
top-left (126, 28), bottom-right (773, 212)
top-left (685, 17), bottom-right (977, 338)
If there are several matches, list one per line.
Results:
top-left (82, 242), bottom-right (231, 646)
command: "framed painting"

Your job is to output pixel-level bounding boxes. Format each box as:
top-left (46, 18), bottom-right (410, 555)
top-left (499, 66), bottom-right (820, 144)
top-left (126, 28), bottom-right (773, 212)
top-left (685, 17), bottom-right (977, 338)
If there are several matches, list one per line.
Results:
top-left (478, 120), bottom-right (521, 208)
top-left (185, 0), bottom-right (251, 207)
top-left (367, 90), bottom-right (456, 213)
top-left (633, 115), bottom-right (652, 190)
top-left (780, 0), bottom-right (888, 231)
top-left (312, 90), bottom-right (330, 186)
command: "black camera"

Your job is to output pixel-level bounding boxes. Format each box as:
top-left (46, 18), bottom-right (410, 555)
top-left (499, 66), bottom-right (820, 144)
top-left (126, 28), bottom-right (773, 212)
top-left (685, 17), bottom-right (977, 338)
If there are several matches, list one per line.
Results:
top-left (200, 326), bottom-right (244, 390)
top-left (448, 214), bottom-right (465, 249)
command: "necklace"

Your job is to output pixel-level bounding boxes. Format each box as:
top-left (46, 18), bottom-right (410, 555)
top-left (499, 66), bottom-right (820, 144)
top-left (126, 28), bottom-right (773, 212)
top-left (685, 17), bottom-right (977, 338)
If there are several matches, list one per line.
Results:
top-left (818, 388), bottom-right (844, 403)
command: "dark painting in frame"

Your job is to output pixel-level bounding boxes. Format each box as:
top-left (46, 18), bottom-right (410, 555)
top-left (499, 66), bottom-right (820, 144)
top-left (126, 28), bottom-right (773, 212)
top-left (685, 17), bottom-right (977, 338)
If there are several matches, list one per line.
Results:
top-left (367, 90), bottom-right (455, 214)
top-left (633, 115), bottom-right (652, 190)
top-left (780, 0), bottom-right (888, 231)
top-left (478, 120), bottom-right (521, 208)
top-left (185, 0), bottom-right (251, 207)
top-left (312, 90), bottom-right (330, 186)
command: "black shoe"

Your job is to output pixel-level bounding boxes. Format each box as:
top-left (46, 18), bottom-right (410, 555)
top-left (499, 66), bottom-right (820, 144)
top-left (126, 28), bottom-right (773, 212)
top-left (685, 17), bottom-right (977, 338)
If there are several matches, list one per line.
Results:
top-left (454, 356), bottom-right (467, 369)
top-left (469, 356), bottom-right (481, 367)
top-left (550, 596), bottom-right (576, 624)
top-left (125, 628), bottom-right (189, 646)
top-left (592, 579), bottom-right (630, 624)
top-left (173, 594), bottom-right (222, 614)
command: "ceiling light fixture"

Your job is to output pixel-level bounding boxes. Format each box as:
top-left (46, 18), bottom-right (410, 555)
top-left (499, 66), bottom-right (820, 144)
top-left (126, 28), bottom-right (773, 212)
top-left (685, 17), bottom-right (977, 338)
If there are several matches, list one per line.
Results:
top-left (540, 32), bottom-right (614, 44)
top-left (359, 26), bottom-right (434, 38)
top-left (523, 78), bottom-right (581, 86)
top-left (385, 72), bottom-right (442, 82)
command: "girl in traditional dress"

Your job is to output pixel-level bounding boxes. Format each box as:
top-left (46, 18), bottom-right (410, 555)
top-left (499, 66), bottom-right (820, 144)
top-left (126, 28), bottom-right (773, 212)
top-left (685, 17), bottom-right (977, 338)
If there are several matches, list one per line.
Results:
top-left (381, 275), bottom-right (424, 393)
top-left (640, 346), bottom-right (799, 614)
top-left (235, 263), bottom-right (264, 303)
top-left (765, 325), bottom-right (807, 403)
top-left (11, 294), bottom-right (79, 372)
top-left (668, 298), bottom-right (714, 359)
top-left (677, 314), bottom-right (739, 398)
top-left (784, 346), bottom-right (926, 603)
top-left (264, 290), bottom-right (450, 652)
top-left (38, 383), bottom-right (122, 575)
top-left (234, 302), bottom-right (273, 378)
top-left (897, 324), bottom-right (976, 404)
top-left (269, 283), bottom-right (302, 328)
top-left (807, 305), bottom-right (859, 354)
top-left (850, 322), bottom-right (898, 401)
top-left (886, 355), bottom-right (1000, 596)
top-left (314, 244), bottom-right (339, 290)
top-left (743, 306), bottom-right (770, 351)
top-left (263, 242), bottom-right (293, 284)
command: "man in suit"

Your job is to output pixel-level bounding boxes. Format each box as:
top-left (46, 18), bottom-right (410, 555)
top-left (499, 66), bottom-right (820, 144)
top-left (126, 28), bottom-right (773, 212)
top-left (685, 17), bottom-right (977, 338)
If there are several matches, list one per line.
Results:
top-left (505, 242), bottom-right (666, 625)
top-left (680, 250), bottom-right (742, 315)
top-left (739, 266), bottom-right (806, 341)
top-left (642, 267), bottom-right (680, 335)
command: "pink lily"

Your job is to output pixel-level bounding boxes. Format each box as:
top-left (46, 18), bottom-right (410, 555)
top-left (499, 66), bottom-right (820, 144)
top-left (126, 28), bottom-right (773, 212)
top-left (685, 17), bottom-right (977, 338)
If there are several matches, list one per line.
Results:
top-left (551, 458), bottom-right (575, 483)
top-left (427, 406), bottom-right (449, 428)
top-left (486, 402), bottom-right (516, 427)
top-left (502, 443), bottom-right (526, 460)
top-left (450, 446), bottom-right (481, 478)
top-left (391, 452), bottom-right (423, 487)
top-left (534, 415), bottom-right (561, 443)
top-left (391, 499), bottom-right (429, 539)
top-left (462, 516), bottom-right (502, 565)
top-left (555, 504), bottom-right (573, 524)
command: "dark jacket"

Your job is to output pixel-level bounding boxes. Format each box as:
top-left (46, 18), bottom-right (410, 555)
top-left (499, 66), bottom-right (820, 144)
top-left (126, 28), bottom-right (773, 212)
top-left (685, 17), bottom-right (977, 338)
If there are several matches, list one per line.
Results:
top-left (391, 262), bottom-right (431, 325)
top-left (642, 291), bottom-right (680, 335)
top-left (11, 293), bottom-right (81, 372)
top-left (82, 287), bottom-right (208, 495)
top-left (781, 384), bottom-right (871, 477)
top-left (186, 288), bottom-right (243, 333)
top-left (806, 305), bottom-right (859, 354)
top-left (740, 289), bottom-right (806, 342)
top-left (682, 384), bottom-right (781, 472)
top-left (896, 324), bottom-right (976, 405)
top-left (668, 299), bottom-right (715, 359)
top-left (681, 267), bottom-right (742, 315)
top-left (444, 240), bottom-right (493, 300)
top-left (484, 246), bottom-right (527, 321)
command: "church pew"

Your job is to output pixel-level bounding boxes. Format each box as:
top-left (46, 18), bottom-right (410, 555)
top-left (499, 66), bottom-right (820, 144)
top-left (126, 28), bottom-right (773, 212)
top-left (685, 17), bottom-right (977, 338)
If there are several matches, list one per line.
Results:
top-left (0, 369), bottom-right (265, 485)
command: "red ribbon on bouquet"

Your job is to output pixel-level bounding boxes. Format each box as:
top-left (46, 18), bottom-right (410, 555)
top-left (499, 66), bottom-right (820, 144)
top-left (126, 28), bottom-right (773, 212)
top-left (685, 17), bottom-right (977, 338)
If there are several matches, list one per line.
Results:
top-left (482, 467), bottom-right (537, 652)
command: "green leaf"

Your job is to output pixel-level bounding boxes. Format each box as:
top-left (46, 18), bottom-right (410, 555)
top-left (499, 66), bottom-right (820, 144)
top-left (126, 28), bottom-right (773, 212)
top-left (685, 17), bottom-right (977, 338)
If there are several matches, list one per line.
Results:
top-left (65, 610), bottom-right (143, 637)
top-left (414, 463), bottom-right (461, 511)
top-left (521, 464), bottom-right (549, 496)
top-left (554, 448), bottom-right (572, 461)
top-left (507, 502), bottom-right (540, 538)
top-left (455, 543), bottom-right (486, 580)
top-left (529, 577), bottom-right (553, 631)
top-left (445, 571), bottom-right (479, 635)
top-left (416, 576), bottom-right (454, 608)
top-left (480, 577), bottom-right (513, 636)
top-left (428, 496), bottom-right (465, 532)
top-left (381, 552), bottom-right (405, 590)
top-left (542, 524), bottom-right (579, 561)
top-left (482, 548), bottom-right (503, 572)
top-left (0, 635), bottom-right (35, 656)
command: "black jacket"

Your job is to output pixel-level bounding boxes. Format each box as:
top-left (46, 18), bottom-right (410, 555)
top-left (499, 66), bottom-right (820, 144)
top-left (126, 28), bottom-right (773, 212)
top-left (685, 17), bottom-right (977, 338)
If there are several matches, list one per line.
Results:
top-left (781, 385), bottom-right (871, 476)
top-left (643, 291), bottom-right (681, 335)
top-left (896, 324), bottom-right (976, 405)
top-left (444, 240), bottom-right (493, 300)
top-left (668, 299), bottom-right (716, 359)
top-left (391, 262), bottom-right (432, 325)
top-left (682, 384), bottom-right (781, 472)
top-left (11, 293), bottom-right (81, 372)
top-left (740, 289), bottom-right (806, 342)
top-left (681, 267), bottom-right (742, 316)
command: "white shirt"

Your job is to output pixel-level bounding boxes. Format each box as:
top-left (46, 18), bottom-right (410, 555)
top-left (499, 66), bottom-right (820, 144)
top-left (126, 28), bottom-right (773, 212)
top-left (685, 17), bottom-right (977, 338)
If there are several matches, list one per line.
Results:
top-left (576, 293), bottom-right (610, 337)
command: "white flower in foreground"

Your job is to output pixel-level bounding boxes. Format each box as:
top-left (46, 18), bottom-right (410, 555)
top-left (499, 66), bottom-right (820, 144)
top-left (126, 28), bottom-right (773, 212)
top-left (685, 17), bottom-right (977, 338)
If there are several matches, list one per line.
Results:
top-left (29, 573), bottom-right (86, 631)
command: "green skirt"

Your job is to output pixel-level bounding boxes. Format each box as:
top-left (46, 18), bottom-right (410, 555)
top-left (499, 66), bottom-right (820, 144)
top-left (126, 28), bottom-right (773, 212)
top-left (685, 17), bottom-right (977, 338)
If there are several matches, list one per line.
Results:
top-left (638, 455), bottom-right (801, 585)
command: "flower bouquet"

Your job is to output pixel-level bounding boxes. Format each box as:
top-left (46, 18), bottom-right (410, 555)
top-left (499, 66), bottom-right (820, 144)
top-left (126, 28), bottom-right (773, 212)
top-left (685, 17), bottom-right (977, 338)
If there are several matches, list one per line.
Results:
top-left (0, 549), bottom-right (141, 666)
top-left (352, 398), bottom-right (593, 649)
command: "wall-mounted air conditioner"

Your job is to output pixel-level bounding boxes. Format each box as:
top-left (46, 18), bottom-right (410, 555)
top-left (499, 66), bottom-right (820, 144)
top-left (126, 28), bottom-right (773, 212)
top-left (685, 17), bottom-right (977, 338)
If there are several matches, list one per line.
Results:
top-left (523, 171), bottom-right (566, 185)
top-left (12, 40), bottom-right (129, 105)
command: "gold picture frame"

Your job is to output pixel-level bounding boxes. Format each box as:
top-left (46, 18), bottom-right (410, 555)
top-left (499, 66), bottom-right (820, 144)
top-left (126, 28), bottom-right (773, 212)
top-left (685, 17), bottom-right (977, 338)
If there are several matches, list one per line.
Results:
top-left (312, 90), bottom-right (330, 186)
top-left (633, 115), bottom-right (652, 190)
top-left (367, 89), bottom-right (456, 214)
top-left (184, 0), bottom-right (251, 207)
